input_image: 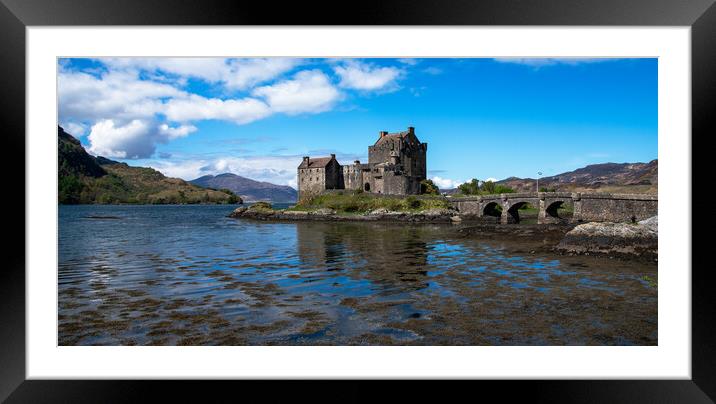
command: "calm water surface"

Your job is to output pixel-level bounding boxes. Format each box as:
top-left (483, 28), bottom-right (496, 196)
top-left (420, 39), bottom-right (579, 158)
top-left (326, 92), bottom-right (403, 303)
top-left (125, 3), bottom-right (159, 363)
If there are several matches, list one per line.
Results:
top-left (59, 205), bottom-right (657, 345)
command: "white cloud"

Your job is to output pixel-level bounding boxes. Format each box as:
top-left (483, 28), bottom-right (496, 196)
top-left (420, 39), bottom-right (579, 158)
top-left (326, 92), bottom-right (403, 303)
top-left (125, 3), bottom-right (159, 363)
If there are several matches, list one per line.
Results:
top-left (158, 123), bottom-right (197, 140)
top-left (102, 58), bottom-right (229, 82)
top-left (101, 57), bottom-right (301, 90)
top-left (58, 59), bottom-right (408, 163)
top-left (58, 69), bottom-right (185, 123)
top-left (492, 58), bottom-right (610, 67)
top-left (58, 63), bottom-right (345, 159)
top-left (61, 121), bottom-right (87, 137)
top-left (225, 58), bottom-right (301, 90)
top-left (484, 177), bottom-right (498, 183)
top-left (422, 67), bottom-right (443, 75)
top-left (397, 58), bottom-right (419, 65)
top-left (252, 70), bottom-right (341, 114)
top-left (333, 61), bottom-right (402, 91)
top-left (163, 94), bottom-right (271, 124)
top-left (87, 119), bottom-right (196, 159)
top-left (431, 176), bottom-right (465, 190)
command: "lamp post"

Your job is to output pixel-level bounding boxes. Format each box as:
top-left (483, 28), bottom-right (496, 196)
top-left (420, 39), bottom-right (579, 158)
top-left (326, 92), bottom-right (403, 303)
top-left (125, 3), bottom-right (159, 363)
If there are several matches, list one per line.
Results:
top-left (537, 171), bottom-right (542, 192)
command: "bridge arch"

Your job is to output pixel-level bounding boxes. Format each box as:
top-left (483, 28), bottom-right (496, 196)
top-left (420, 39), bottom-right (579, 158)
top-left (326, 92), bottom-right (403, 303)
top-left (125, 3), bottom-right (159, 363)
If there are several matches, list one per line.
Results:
top-left (482, 201), bottom-right (502, 218)
top-left (544, 200), bottom-right (573, 222)
top-left (505, 201), bottom-right (535, 224)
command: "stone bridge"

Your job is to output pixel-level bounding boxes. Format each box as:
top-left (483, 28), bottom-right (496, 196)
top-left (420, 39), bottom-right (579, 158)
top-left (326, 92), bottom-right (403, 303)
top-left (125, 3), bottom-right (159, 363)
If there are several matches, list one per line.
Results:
top-left (449, 192), bottom-right (658, 224)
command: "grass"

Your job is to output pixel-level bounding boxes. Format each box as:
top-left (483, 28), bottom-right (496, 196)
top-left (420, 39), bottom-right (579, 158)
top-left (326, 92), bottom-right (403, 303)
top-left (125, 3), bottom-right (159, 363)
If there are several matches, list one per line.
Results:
top-left (59, 164), bottom-right (240, 205)
top-left (289, 191), bottom-right (451, 214)
top-left (246, 201), bottom-right (275, 213)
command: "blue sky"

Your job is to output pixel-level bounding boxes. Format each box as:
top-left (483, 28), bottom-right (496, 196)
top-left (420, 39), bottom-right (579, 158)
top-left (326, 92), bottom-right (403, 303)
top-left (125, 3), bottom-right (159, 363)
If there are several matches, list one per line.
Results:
top-left (58, 57), bottom-right (657, 189)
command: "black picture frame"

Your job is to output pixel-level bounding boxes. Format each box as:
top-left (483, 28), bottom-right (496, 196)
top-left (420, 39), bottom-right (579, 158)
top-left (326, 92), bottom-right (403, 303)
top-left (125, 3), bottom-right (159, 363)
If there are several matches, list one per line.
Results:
top-left (2, 0), bottom-right (714, 402)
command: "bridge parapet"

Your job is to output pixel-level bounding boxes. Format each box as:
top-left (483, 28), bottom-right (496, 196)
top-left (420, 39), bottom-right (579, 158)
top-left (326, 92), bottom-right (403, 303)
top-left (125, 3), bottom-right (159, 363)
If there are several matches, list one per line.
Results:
top-left (577, 193), bottom-right (658, 201)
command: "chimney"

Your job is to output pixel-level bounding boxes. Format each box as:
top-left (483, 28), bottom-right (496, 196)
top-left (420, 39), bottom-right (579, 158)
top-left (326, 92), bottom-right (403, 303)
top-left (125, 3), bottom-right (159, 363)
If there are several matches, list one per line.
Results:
top-left (407, 126), bottom-right (415, 134)
top-left (354, 160), bottom-right (360, 165)
top-left (330, 153), bottom-right (336, 159)
top-left (379, 131), bottom-right (388, 138)
top-left (302, 156), bottom-right (309, 166)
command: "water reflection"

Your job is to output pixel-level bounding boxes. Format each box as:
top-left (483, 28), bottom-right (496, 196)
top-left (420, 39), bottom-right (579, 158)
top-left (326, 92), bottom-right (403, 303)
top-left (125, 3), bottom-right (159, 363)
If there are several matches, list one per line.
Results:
top-left (58, 205), bottom-right (657, 346)
top-left (297, 223), bottom-right (431, 293)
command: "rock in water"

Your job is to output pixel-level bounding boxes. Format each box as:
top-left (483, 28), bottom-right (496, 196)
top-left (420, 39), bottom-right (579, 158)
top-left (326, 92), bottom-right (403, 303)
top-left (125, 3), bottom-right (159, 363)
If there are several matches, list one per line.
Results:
top-left (638, 216), bottom-right (658, 233)
top-left (556, 219), bottom-right (657, 259)
top-left (227, 207), bottom-right (248, 218)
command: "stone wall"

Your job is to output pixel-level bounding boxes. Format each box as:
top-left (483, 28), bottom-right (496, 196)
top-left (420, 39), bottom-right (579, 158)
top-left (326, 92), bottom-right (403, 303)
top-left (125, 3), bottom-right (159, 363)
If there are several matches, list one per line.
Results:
top-left (324, 159), bottom-right (342, 190)
top-left (449, 192), bottom-right (657, 224)
top-left (298, 167), bottom-right (326, 198)
top-left (382, 171), bottom-right (409, 195)
top-left (574, 193), bottom-right (658, 223)
top-left (298, 159), bottom-right (343, 199)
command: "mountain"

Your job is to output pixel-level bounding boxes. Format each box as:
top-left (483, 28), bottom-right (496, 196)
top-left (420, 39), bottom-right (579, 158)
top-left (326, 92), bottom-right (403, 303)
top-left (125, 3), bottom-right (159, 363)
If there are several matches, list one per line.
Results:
top-left (441, 160), bottom-right (658, 195)
top-left (59, 126), bottom-right (107, 178)
top-left (495, 160), bottom-right (658, 194)
top-left (58, 126), bottom-right (241, 205)
top-left (191, 173), bottom-right (298, 203)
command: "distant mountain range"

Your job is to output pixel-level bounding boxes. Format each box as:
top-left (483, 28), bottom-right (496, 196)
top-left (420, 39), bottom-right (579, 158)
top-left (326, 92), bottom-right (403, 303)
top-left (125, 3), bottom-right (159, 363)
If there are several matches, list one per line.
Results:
top-left (191, 173), bottom-right (298, 203)
top-left (58, 126), bottom-right (241, 205)
top-left (497, 160), bottom-right (657, 193)
top-left (443, 160), bottom-right (658, 195)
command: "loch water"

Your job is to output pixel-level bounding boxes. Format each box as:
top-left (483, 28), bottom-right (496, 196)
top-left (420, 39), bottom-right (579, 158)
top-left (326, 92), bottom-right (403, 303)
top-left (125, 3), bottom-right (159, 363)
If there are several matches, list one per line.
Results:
top-left (58, 204), bottom-right (657, 345)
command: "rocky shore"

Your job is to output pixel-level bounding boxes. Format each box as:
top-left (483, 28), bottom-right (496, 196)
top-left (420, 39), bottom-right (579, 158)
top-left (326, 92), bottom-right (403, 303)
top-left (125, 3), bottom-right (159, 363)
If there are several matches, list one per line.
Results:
top-left (228, 205), bottom-right (658, 260)
top-left (555, 216), bottom-right (658, 261)
top-left (228, 205), bottom-right (462, 223)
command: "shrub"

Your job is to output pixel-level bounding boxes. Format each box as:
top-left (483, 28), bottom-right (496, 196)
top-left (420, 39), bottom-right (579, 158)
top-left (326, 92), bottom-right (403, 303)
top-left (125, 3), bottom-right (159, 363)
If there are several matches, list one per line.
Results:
top-left (406, 196), bottom-right (421, 209)
top-left (58, 174), bottom-right (84, 204)
top-left (250, 201), bottom-right (273, 210)
top-left (458, 178), bottom-right (514, 196)
top-left (420, 179), bottom-right (440, 195)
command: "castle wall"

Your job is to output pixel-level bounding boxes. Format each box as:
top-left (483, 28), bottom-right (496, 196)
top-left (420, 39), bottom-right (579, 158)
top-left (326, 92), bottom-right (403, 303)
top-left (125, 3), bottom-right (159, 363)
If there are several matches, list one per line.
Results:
top-left (342, 164), bottom-right (365, 191)
top-left (368, 141), bottom-right (396, 166)
top-left (324, 159), bottom-right (342, 190)
top-left (298, 167), bottom-right (327, 198)
top-left (382, 171), bottom-right (409, 195)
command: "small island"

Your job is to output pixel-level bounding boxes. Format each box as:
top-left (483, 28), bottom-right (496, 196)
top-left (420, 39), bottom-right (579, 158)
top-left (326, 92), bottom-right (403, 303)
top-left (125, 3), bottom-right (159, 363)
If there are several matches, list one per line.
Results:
top-left (229, 191), bottom-right (459, 222)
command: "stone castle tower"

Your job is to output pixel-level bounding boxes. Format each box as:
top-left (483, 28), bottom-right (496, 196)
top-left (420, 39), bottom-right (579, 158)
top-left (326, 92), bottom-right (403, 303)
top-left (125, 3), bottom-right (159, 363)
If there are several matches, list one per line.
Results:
top-left (297, 126), bottom-right (427, 199)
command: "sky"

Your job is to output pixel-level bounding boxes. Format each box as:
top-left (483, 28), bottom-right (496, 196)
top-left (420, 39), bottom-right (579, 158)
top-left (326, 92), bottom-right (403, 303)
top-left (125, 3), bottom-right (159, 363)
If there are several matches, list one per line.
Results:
top-left (58, 57), bottom-right (657, 189)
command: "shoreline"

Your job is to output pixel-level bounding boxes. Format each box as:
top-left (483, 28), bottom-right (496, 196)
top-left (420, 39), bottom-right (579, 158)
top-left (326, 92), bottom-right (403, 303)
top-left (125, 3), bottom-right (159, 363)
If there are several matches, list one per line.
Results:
top-left (228, 206), bottom-right (657, 262)
top-left (228, 206), bottom-right (463, 223)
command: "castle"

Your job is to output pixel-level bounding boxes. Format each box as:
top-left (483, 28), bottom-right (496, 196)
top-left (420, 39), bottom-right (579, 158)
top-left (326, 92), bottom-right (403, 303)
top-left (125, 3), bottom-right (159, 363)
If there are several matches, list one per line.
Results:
top-left (298, 126), bottom-right (427, 198)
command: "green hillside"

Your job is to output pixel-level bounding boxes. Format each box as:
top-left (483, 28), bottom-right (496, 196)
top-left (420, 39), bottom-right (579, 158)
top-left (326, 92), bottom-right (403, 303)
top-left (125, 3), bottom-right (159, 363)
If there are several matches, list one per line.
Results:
top-left (58, 126), bottom-right (241, 205)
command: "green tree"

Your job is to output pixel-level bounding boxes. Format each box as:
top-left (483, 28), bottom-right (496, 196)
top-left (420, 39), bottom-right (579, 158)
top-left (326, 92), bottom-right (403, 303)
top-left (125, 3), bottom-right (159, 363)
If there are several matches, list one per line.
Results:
top-left (458, 178), bottom-right (481, 195)
top-left (457, 178), bottom-right (514, 196)
top-left (58, 174), bottom-right (84, 204)
top-left (481, 180), bottom-right (497, 194)
top-left (492, 183), bottom-right (515, 194)
top-left (420, 179), bottom-right (440, 195)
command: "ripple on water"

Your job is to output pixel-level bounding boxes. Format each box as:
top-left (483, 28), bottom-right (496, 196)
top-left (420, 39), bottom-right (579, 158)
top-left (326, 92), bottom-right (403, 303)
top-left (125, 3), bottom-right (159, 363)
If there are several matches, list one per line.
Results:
top-left (58, 205), bottom-right (658, 346)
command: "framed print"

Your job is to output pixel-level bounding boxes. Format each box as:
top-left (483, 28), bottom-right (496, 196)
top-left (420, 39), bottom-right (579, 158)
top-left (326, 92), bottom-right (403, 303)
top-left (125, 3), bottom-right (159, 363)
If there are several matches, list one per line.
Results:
top-left (3, 0), bottom-right (715, 402)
